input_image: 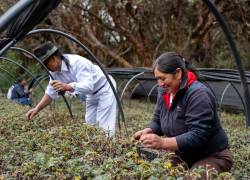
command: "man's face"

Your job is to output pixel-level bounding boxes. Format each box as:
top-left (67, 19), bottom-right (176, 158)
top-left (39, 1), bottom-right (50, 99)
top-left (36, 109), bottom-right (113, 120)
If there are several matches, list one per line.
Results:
top-left (44, 56), bottom-right (61, 72)
top-left (20, 80), bottom-right (26, 86)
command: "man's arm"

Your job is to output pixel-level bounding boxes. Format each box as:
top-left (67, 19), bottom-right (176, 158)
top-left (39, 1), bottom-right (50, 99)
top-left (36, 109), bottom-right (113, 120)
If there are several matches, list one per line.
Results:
top-left (35, 94), bottom-right (53, 111)
top-left (26, 94), bottom-right (52, 119)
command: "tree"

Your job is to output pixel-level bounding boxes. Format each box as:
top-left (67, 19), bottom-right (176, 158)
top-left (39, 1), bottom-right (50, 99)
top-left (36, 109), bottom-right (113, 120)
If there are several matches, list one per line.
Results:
top-left (1, 0), bottom-right (250, 69)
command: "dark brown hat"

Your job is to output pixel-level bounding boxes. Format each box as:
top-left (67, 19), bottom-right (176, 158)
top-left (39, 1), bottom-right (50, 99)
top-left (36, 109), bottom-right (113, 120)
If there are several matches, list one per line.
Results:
top-left (34, 41), bottom-right (58, 63)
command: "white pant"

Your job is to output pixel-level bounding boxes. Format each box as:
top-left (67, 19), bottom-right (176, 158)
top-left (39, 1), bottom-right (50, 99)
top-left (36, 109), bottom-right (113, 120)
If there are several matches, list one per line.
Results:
top-left (85, 76), bottom-right (117, 136)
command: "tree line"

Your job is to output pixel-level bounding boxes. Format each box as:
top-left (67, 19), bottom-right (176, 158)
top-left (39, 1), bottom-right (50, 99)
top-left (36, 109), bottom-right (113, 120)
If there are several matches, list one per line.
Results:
top-left (0, 0), bottom-right (250, 69)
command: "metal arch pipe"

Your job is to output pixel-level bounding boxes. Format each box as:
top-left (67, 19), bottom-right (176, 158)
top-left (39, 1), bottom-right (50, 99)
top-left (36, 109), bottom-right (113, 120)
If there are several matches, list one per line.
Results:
top-left (0, 73), bottom-right (12, 87)
top-left (0, 67), bottom-right (17, 95)
top-left (33, 74), bottom-right (55, 110)
top-left (0, 73), bottom-right (12, 96)
top-left (147, 83), bottom-right (158, 109)
top-left (128, 80), bottom-right (150, 109)
top-left (37, 74), bottom-right (49, 82)
top-left (0, 83), bottom-right (4, 94)
top-left (37, 75), bottom-right (57, 110)
top-left (33, 74), bottom-right (49, 86)
top-left (0, 67), bottom-right (17, 82)
top-left (117, 72), bottom-right (146, 128)
top-left (0, 0), bottom-right (34, 33)
top-left (220, 83), bottom-right (231, 109)
top-left (25, 28), bottom-right (126, 132)
top-left (200, 74), bottom-right (250, 84)
top-left (115, 71), bottom-right (143, 130)
top-left (148, 83), bottom-right (158, 100)
top-left (230, 82), bottom-right (246, 113)
top-left (8, 47), bottom-right (51, 85)
top-left (8, 46), bottom-right (74, 119)
top-left (29, 75), bottom-right (46, 93)
top-left (198, 69), bottom-right (250, 78)
top-left (120, 72), bottom-right (145, 102)
top-left (220, 82), bottom-right (246, 113)
top-left (203, 71), bottom-right (242, 79)
top-left (0, 54), bottom-right (46, 93)
top-left (202, 0), bottom-right (250, 127)
top-left (9, 47), bottom-right (47, 77)
top-left (0, 40), bottom-right (17, 57)
top-left (0, 57), bottom-right (45, 92)
top-left (117, 79), bottom-right (129, 94)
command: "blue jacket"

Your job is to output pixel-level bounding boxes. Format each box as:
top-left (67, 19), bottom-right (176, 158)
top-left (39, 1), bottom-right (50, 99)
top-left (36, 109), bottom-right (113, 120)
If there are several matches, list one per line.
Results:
top-left (150, 74), bottom-right (228, 166)
top-left (11, 83), bottom-right (29, 100)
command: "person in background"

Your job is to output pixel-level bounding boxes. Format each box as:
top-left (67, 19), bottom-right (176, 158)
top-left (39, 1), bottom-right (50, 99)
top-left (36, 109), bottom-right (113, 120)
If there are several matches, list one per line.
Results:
top-left (25, 42), bottom-right (117, 136)
top-left (9, 79), bottom-right (32, 106)
top-left (133, 52), bottom-right (232, 173)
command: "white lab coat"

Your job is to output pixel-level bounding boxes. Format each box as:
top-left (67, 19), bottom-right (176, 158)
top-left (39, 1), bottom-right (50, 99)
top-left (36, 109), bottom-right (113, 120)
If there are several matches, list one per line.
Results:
top-left (45, 54), bottom-right (116, 135)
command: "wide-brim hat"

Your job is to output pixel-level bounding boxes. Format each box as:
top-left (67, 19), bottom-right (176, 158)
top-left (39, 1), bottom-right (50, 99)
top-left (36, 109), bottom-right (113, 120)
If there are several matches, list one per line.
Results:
top-left (34, 42), bottom-right (58, 63)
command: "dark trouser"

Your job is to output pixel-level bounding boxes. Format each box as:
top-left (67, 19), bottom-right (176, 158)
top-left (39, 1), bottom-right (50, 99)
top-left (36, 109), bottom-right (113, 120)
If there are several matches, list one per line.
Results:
top-left (170, 147), bottom-right (233, 173)
top-left (14, 97), bottom-right (32, 106)
top-left (190, 147), bottom-right (233, 173)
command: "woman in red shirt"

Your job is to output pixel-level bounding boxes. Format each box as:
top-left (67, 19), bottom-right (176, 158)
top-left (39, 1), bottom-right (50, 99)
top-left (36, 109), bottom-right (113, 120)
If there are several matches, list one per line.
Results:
top-left (134, 52), bottom-right (232, 173)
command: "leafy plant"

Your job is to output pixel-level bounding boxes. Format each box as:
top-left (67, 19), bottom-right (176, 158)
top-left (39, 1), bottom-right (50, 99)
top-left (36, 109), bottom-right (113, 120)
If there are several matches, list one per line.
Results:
top-left (0, 98), bottom-right (248, 179)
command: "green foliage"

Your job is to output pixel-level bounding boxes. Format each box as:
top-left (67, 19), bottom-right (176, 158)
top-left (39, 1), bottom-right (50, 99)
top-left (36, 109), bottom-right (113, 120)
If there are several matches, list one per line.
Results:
top-left (220, 112), bottom-right (250, 179)
top-left (0, 98), bottom-right (248, 179)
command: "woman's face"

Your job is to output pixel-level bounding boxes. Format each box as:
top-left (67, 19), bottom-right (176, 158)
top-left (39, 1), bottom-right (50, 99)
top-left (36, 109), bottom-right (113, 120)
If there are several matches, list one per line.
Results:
top-left (154, 68), bottom-right (182, 93)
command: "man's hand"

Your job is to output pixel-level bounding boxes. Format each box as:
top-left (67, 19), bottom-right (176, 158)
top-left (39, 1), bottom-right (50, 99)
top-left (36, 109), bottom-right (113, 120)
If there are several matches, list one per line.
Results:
top-left (26, 107), bottom-right (39, 120)
top-left (51, 80), bottom-right (73, 92)
top-left (139, 133), bottom-right (166, 149)
top-left (133, 128), bottom-right (153, 140)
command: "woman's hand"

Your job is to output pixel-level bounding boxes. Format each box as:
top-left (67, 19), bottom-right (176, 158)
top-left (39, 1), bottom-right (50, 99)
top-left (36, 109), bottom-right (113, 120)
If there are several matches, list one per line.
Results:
top-left (133, 128), bottom-right (153, 140)
top-left (140, 134), bottom-right (178, 150)
top-left (139, 133), bottom-right (166, 149)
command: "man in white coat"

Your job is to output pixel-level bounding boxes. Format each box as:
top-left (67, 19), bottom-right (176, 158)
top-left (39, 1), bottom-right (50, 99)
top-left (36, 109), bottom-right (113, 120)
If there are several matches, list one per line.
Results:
top-left (26, 42), bottom-right (117, 136)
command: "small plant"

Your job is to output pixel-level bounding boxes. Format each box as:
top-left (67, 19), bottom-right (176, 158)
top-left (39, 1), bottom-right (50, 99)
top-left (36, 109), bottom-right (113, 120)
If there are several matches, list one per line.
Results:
top-left (0, 98), bottom-right (248, 179)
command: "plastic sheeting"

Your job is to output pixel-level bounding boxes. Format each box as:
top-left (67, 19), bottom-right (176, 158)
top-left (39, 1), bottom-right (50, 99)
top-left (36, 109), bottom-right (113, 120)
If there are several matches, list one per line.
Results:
top-left (0, 0), bottom-right (61, 49)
